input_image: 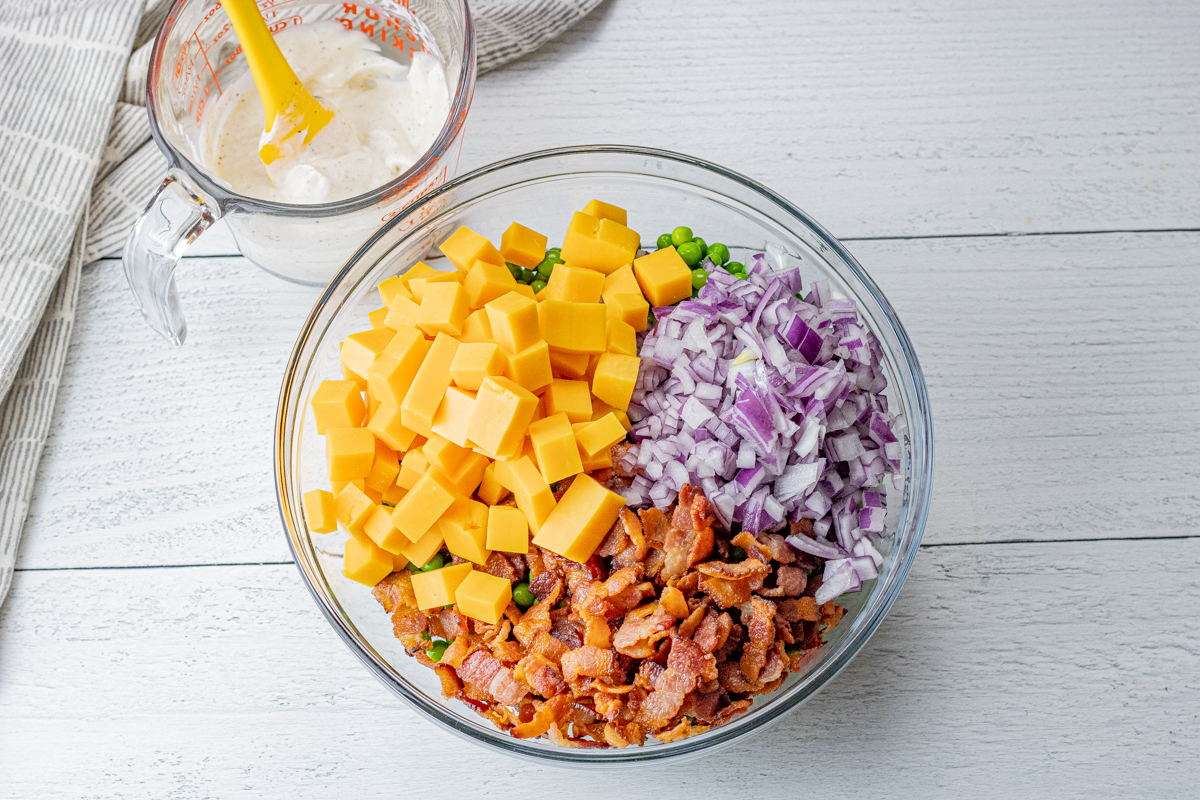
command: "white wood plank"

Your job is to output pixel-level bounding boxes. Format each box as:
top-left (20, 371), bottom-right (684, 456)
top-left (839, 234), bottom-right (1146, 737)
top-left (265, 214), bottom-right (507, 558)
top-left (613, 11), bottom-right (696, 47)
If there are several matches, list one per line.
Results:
top-left (1, 538), bottom-right (1196, 797)
top-left (865, 230), bottom-right (1200, 545)
top-left (459, 0), bottom-right (1200, 238)
top-left (169, 0), bottom-right (1200, 261)
top-left (18, 232), bottom-right (1197, 569)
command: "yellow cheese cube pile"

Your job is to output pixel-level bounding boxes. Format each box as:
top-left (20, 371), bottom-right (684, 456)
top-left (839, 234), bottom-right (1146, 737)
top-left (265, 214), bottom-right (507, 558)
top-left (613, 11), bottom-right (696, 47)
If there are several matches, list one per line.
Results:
top-left (301, 200), bottom-right (685, 626)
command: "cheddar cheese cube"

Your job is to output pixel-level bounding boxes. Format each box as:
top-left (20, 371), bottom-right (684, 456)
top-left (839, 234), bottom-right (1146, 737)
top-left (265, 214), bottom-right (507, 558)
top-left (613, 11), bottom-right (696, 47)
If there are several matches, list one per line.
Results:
top-left (548, 347), bottom-right (589, 379)
top-left (477, 461), bottom-right (508, 504)
top-left (391, 467), bottom-right (457, 542)
top-left (576, 412), bottom-right (627, 457)
top-left (331, 478), bottom-right (365, 497)
top-left (343, 537), bottom-right (394, 586)
top-left (500, 222), bottom-right (548, 269)
top-left (367, 401), bottom-right (421, 452)
top-left (336, 482), bottom-right (376, 542)
top-left (302, 489), bottom-right (337, 533)
top-left (591, 352), bottom-right (641, 411)
top-left (485, 292), bottom-right (541, 355)
top-left (326, 427), bottom-right (376, 481)
top-left (450, 342), bottom-right (506, 391)
top-left (391, 551), bottom-right (410, 571)
top-left (503, 340), bottom-right (553, 393)
top-left (440, 227), bottom-right (504, 272)
top-left (423, 433), bottom-right (470, 476)
top-left (464, 259), bottom-right (518, 309)
top-left (606, 317), bottom-right (637, 356)
top-left (410, 562), bottom-right (472, 609)
top-left (366, 325), bottom-right (429, 407)
top-left (494, 456), bottom-right (556, 532)
top-left (363, 503), bottom-right (408, 554)
top-left (602, 292), bottom-right (650, 333)
top-left (457, 308), bottom-right (494, 344)
top-left (340, 327), bottom-right (395, 377)
top-left (341, 361), bottom-right (368, 393)
top-left (400, 526), bottom-right (446, 569)
top-left (601, 264), bottom-right (641, 297)
top-left (400, 332), bottom-right (459, 436)
top-left (467, 376), bottom-right (539, 459)
top-left (430, 386), bottom-right (477, 448)
top-left (446, 451), bottom-right (489, 496)
top-left (311, 380), bottom-right (366, 434)
top-left (591, 397), bottom-right (630, 430)
top-left (528, 412), bottom-right (584, 484)
top-left (544, 378), bottom-right (592, 423)
top-left (513, 283), bottom-right (536, 300)
top-left (368, 306), bottom-right (389, 329)
top-left (417, 281), bottom-right (470, 337)
top-left (439, 497), bottom-right (492, 564)
top-left (383, 293), bottom-right (421, 330)
top-left (377, 275), bottom-right (413, 307)
top-left (538, 300), bottom-right (607, 354)
top-left (398, 449), bottom-right (428, 490)
top-left (381, 483), bottom-right (407, 507)
top-left (486, 505), bottom-right (529, 554)
top-left (531, 473), bottom-right (627, 562)
top-left (542, 265), bottom-right (604, 304)
top-left (365, 438), bottom-right (400, 493)
top-left (575, 426), bottom-right (614, 471)
top-left (454, 569), bottom-right (512, 625)
top-left (581, 199), bottom-right (627, 226)
top-left (633, 246), bottom-right (692, 307)
top-left (409, 269), bottom-right (460, 304)
top-left (560, 212), bottom-right (640, 275)
top-left (397, 262), bottom-right (436, 288)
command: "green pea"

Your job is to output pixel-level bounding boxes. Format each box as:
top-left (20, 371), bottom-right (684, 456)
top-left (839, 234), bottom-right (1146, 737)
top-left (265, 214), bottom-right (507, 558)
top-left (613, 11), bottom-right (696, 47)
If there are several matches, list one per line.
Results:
top-left (656, 233), bottom-right (673, 250)
top-left (419, 553), bottom-right (445, 572)
top-left (729, 545), bottom-right (747, 562)
top-left (691, 268), bottom-right (708, 290)
top-left (519, 268), bottom-right (537, 284)
top-left (512, 581), bottom-right (537, 609)
top-left (421, 630), bottom-right (431, 640)
top-left (505, 262), bottom-right (523, 280)
top-left (428, 640), bottom-right (450, 662)
top-left (691, 237), bottom-right (708, 258)
top-left (677, 241), bottom-right (702, 267)
top-left (546, 247), bottom-right (562, 258)
top-left (670, 226), bottom-right (694, 247)
top-left (531, 279), bottom-right (548, 294)
top-left (708, 243), bottom-right (730, 266)
top-left (533, 260), bottom-right (552, 280)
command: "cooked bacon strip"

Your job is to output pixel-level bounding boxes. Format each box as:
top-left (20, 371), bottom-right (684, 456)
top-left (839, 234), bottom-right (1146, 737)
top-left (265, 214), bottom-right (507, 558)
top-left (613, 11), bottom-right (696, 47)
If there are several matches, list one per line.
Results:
top-left (511, 695), bottom-right (570, 739)
top-left (515, 653), bottom-right (568, 698)
top-left (612, 603), bottom-right (674, 658)
top-left (633, 636), bottom-right (711, 729)
top-left (372, 571), bottom-right (417, 613)
top-left (560, 644), bottom-right (620, 683)
top-left (661, 485), bottom-right (715, 581)
top-left (775, 565), bottom-right (808, 597)
top-left (739, 596), bottom-right (776, 683)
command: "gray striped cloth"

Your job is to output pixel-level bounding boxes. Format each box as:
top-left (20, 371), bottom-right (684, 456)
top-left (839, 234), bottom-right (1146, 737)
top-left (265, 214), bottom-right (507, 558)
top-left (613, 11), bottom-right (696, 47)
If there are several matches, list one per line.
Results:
top-left (0, 0), bottom-right (603, 607)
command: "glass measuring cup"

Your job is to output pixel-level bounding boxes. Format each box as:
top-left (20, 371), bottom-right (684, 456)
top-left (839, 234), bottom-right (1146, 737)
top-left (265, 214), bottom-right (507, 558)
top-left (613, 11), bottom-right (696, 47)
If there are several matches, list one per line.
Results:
top-left (125, 0), bottom-right (475, 344)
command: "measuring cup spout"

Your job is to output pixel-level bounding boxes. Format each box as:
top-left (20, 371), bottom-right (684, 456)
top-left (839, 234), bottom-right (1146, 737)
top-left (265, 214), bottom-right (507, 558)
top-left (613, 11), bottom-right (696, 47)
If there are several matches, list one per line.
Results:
top-left (122, 170), bottom-right (219, 345)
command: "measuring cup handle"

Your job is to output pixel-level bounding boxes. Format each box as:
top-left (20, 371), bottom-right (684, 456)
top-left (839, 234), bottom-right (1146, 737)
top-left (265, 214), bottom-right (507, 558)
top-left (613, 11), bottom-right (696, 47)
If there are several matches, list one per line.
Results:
top-left (122, 169), bottom-right (220, 345)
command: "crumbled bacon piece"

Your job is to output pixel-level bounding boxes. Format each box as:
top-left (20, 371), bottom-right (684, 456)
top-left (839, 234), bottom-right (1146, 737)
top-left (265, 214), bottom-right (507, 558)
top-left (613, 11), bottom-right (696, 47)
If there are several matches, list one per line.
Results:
top-left (372, 481), bottom-right (849, 747)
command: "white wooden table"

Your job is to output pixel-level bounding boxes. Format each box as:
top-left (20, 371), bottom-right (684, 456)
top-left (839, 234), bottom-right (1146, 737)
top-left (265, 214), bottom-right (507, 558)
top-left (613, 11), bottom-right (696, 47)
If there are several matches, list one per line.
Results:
top-left (3, 1), bottom-right (1198, 796)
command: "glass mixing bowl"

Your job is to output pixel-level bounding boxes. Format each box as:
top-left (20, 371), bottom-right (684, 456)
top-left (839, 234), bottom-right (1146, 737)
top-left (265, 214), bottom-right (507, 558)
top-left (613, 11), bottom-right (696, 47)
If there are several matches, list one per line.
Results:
top-left (274, 145), bottom-right (934, 766)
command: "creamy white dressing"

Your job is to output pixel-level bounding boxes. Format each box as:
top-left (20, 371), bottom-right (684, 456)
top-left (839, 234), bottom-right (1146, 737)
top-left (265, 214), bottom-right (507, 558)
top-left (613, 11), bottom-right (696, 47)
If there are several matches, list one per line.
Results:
top-left (202, 21), bottom-right (449, 204)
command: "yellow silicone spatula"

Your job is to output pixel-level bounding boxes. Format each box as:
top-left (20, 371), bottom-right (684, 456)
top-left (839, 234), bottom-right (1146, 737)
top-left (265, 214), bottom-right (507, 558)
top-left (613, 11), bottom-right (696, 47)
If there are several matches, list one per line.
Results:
top-left (223, 0), bottom-right (334, 164)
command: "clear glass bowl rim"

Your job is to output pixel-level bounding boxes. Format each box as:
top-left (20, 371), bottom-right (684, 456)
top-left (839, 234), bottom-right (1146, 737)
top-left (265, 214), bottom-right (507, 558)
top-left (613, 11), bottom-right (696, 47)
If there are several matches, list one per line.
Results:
top-left (146, 0), bottom-right (476, 217)
top-left (274, 144), bottom-right (935, 766)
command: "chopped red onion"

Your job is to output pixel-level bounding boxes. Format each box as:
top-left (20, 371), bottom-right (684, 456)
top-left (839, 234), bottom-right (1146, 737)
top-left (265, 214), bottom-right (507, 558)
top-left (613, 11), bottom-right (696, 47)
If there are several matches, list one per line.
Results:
top-left (622, 248), bottom-right (902, 604)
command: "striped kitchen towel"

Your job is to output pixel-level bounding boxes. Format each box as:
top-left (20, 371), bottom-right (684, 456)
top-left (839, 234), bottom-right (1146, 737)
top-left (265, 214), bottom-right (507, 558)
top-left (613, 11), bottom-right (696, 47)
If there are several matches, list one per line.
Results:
top-left (0, 0), bottom-right (604, 607)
